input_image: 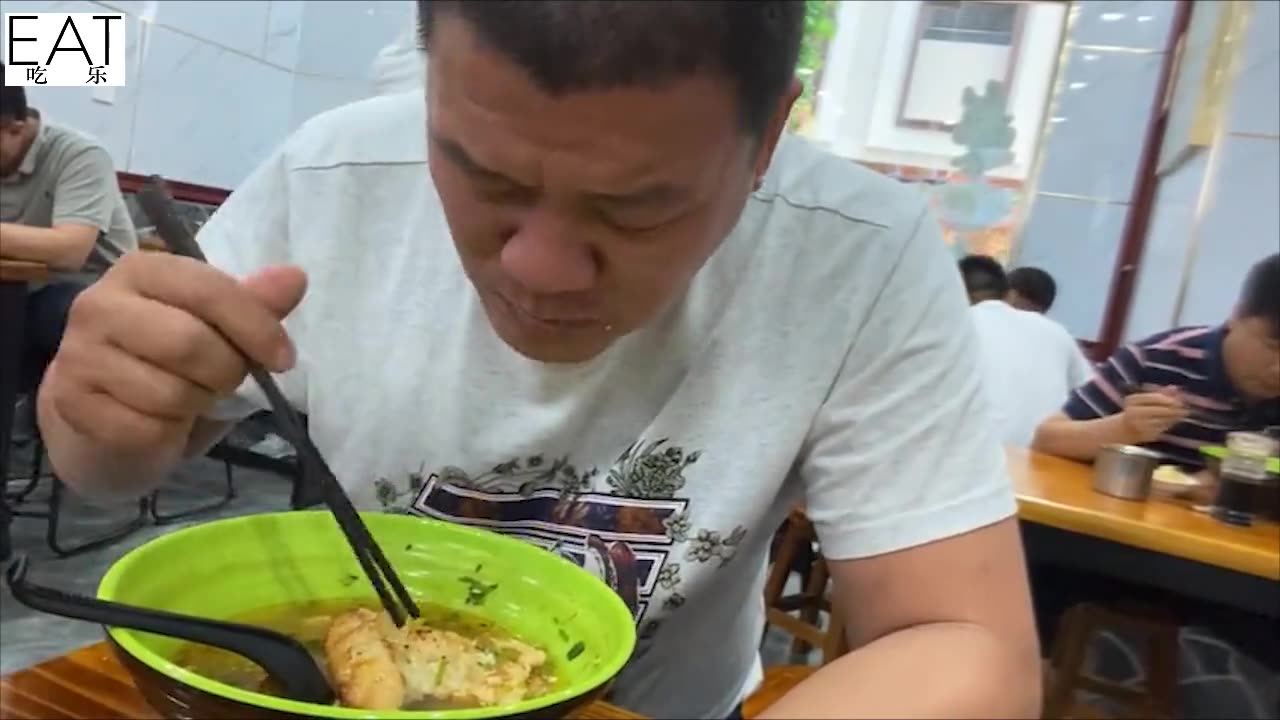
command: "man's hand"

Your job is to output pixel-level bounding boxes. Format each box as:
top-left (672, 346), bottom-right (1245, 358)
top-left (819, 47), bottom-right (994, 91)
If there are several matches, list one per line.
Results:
top-left (37, 252), bottom-right (307, 497)
top-left (1121, 387), bottom-right (1188, 443)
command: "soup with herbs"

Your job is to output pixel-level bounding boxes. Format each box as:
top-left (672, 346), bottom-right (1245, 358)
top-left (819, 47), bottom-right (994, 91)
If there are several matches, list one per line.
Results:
top-left (175, 600), bottom-right (558, 711)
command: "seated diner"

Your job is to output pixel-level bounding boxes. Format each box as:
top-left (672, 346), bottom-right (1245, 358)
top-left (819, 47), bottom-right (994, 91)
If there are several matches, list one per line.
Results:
top-left (2, 3), bottom-right (1276, 720)
top-left (1034, 253), bottom-right (1280, 470)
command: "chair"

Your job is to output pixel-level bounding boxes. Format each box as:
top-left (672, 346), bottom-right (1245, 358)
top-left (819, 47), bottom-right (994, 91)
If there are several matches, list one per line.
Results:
top-left (206, 411), bottom-right (312, 510)
top-left (1042, 603), bottom-right (1180, 719)
top-left (6, 431), bottom-right (149, 558)
top-left (762, 509), bottom-right (849, 664)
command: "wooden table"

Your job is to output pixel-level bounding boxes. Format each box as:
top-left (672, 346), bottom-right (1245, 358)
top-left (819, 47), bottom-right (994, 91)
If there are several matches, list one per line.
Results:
top-left (1008, 447), bottom-right (1280, 618)
top-left (0, 260), bottom-right (50, 562)
top-left (0, 260), bottom-right (49, 283)
top-left (0, 643), bottom-right (644, 719)
top-left (1007, 447), bottom-right (1279, 580)
top-left (0, 642), bottom-right (805, 719)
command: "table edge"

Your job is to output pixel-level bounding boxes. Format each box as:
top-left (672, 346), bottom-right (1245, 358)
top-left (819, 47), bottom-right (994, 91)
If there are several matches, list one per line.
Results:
top-left (1016, 497), bottom-right (1280, 580)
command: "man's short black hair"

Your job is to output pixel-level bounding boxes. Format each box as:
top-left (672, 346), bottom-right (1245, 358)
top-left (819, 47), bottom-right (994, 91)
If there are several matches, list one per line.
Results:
top-left (0, 66), bottom-right (30, 122)
top-left (1239, 253), bottom-right (1280, 336)
top-left (416, 1), bottom-right (804, 137)
top-left (959, 254), bottom-right (1009, 302)
top-left (1008, 266), bottom-right (1057, 312)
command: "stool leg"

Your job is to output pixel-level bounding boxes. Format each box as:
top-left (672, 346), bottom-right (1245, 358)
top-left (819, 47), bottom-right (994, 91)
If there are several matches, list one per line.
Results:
top-left (1044, 604), bottom-right (1095, 719)
top-left (149, 462), bottom-right (236, 525)
top-left (763, 517), bottom-right (807, 648)
top-left (820, 596), bottom-right (849, 665)
top-left (1144, 624), bottom-right (1180, 719)
top-left (765, 517), bottom-right (807, 604)
top-left (792, 557), bottom-right (829, 657)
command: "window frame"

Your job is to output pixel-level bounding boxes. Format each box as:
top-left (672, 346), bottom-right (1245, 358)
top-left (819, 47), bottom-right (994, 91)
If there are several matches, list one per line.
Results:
top-left (896, 0), bottom-right (1029, 133)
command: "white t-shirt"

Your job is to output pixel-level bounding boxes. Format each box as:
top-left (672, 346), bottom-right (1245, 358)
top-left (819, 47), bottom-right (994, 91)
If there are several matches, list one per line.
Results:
top-left (970, 300), bottom-right (1094, 448)
top-left (199, 91), bottom-right (1016, 719)
top-left (370, 27), bottom-right (427, 96)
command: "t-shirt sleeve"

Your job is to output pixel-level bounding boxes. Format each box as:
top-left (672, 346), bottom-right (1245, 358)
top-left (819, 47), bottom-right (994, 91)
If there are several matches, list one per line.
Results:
top-left (197, 146), bottom-right (311, 423)
top-left (50, 147), bottom-right (118, 231)
top-left (1067, 337), bottom-right (1095, 390)
top-left (799, 210), bottom-right (1017, 560)
top-left (1062, 344), bottom-right (1144, 420)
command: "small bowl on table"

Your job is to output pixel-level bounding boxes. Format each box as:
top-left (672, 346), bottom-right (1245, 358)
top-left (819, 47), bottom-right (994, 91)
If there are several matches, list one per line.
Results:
top-left (97, 511), bottom-right (637, 719)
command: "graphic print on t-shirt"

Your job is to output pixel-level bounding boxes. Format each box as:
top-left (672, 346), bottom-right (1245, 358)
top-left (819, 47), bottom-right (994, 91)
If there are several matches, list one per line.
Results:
top-left (371, 438), bottom-right (749, 647)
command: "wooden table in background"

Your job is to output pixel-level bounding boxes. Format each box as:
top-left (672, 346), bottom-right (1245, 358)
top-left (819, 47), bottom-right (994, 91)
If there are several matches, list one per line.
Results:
top-left (1007, 447), bottom-right (1280, 617)
top-left (0, 642), bottom-right (645, 719)
top-left (1007, 447), bottom-right (1279, 580)
top-left (0, 260), bottom-right (49, 283)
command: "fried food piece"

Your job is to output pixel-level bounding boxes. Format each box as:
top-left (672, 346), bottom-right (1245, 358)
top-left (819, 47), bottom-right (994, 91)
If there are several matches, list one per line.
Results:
top-left (324, 608), bottom-right (406, 710)
top-left (395, 623), bottom-right (547, 707)
top-left (324, 608), bottom-right (549, 710)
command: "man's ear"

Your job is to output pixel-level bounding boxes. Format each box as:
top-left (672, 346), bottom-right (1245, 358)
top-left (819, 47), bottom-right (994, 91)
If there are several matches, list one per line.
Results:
top-left (751, 78), bottom-right (803, 184)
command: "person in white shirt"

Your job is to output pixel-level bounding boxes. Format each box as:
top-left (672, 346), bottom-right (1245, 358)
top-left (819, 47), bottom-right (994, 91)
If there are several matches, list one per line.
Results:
top-left (371, 26), bottom-right (427, 96)
top-left (961, 255), bottom-right (1094, 448)
top-left (38, 3), bottom-right (1041, 718)
top-left (1006, 266), bottom-right (1058, 314)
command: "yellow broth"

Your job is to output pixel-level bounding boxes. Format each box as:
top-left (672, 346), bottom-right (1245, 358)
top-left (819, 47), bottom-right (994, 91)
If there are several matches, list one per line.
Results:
top-left (172, 599), bottom-right (558, 710)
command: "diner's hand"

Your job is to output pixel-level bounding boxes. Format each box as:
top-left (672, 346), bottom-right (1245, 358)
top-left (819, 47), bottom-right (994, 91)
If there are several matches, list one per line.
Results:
top-left (37, 252), bottom-right (307, 497)
top-left (1120, 388), bottom-right (1188, 443)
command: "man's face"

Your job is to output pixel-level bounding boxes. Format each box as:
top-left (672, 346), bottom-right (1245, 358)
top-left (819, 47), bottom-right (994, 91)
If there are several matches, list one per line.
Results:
top-left (426, 17), bottom-right (795, 363)
top-left (0, 118), bottom-right (30, 176)
top-left (1224, 315), bottom-right (1280, 400)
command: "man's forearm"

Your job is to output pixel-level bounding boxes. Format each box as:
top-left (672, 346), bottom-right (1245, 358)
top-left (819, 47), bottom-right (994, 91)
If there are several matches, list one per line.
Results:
top-left (756, 622), bottom-right (1040, 719)
top-left (0, 222), bottom-right (95, 270)
top-left (1032, 414), bottom-right (1131, 462)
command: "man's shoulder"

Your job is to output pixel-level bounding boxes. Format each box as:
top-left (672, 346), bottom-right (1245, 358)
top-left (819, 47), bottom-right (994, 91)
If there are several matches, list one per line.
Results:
top-left (754, 135), bottom-right (929, 238)
top-left (1130, 325), bottom-right (1217, 355)
top-left (41, 122), bottom-right (112, 162)
top-left (280, 91), bottom-right (427, 173)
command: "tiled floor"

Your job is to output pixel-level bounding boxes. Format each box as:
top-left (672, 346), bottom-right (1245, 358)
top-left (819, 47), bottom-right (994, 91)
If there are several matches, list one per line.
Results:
top-left (1, 442), bottom-right (803, 676)
top-left (0, 453), bottom-right (294, 674)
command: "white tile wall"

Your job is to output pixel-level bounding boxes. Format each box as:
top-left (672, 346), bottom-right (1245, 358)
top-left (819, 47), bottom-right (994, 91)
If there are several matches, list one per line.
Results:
top-left (289, 74), bottom-right (368, 132)
top-left (1124, 150), bottom-right (1208, 340)
top-left (3, 0), bottom-right (143, 168)
top-left (294, 0), bottom-right (415, 82)
top-left (263, 0), bottom-right (304, 71)
top-left (1225, 0), bottom-right (1280, 138)
top-left (1016, 196), bottom-right (1131, 340)
top-left (1069, 1), bottom-right (1177, 50)
top-left (1036, 49), bottom-right (1165, 201)
top-left (127, 23), bottom-right (293, 189)
top-left (1177, 136), bottom-right (1280, 328)
top-left (2, 0), bottom-right (416, 189)
top-left (151, 0), bottom-right (274, 61)
top-left (1124, 0), bottom-right (1280, 339)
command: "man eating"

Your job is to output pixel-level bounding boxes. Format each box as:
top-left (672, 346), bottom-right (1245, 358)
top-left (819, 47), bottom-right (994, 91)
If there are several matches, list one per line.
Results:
top-left (37, 2), bottom-right (1041, 717)
top-left (1034, 253), bottom-right (1280, 468)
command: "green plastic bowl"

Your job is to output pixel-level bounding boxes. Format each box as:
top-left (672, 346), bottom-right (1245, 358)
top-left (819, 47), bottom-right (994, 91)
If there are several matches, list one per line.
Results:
top-left (97, 511), bottom-right (636, 719)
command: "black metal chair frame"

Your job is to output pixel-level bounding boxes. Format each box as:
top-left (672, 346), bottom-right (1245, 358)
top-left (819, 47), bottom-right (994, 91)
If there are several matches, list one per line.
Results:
top-left (6, 439), bottom-right (150, 558)
top-left (5, 408), bottom-right (308, 558)
top-left (5, 432), bottom-right (236, 555)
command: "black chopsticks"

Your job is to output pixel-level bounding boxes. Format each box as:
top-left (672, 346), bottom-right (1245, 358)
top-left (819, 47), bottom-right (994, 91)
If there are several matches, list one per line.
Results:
top-left (134, 176), bottom-right (420, 628)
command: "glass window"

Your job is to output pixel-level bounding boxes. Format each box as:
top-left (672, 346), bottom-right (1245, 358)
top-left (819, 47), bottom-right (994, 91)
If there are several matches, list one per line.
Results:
top-left (790, 0), bottom-right (1070, 263)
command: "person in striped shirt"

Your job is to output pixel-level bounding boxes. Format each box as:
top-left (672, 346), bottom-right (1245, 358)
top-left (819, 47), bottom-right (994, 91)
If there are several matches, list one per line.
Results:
top-left (1033, 253), bottom-right (1280, 469)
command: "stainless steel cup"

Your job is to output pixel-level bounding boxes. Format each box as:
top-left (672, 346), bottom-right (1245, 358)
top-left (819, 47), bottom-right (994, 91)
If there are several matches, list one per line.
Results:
top-left (1092, 444), bottom-right (1162, 500)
